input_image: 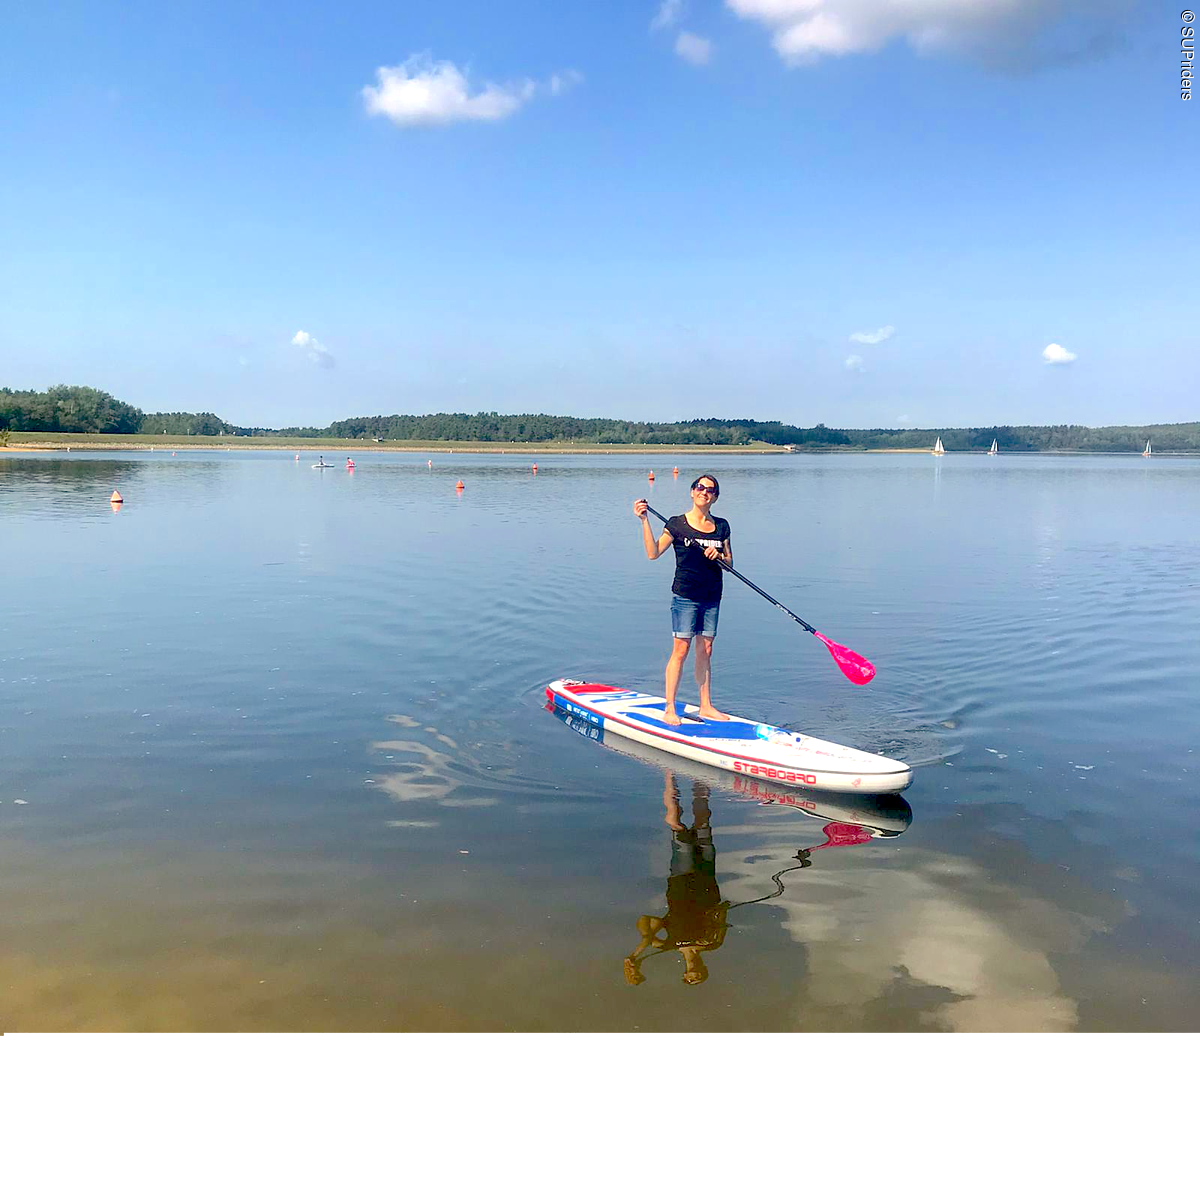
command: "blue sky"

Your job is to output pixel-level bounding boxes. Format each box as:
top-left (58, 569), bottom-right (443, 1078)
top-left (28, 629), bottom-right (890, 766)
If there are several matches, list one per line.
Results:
top-left (0, 1), bottom-right (1188, 429)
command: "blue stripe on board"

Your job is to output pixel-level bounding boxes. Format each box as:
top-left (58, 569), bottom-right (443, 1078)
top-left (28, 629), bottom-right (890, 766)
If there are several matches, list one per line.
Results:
top-left (623, 704), bottom-right (761, 740)
top-left (555, 696), bottom-right (605, 729)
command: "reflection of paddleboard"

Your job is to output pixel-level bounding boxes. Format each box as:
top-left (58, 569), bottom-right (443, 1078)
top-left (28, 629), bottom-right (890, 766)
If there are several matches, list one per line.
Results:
top-left (546, 679), bottom-right (913, 795)
top-left (547, 701), bottom-right (912, 835)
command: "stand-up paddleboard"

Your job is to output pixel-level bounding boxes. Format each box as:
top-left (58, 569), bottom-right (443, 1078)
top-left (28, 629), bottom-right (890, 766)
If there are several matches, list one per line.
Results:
top-left (546, 679), bottom-right (913, 794)
top-left (311, 463), bottom-right (335, 469)
top-left (547, 700), bottom-right (913, 835)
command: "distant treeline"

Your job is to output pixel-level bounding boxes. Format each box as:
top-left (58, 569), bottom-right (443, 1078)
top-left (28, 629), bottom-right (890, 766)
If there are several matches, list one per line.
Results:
top-left (835, 423), bottom-right (1200, 453)
top-left (2, 385), bottom-right (1197, 451)
top-left (2, 385), bottom-right (145, 434)
top-left (0, 386), bottom-right (258, 437)
top-left (287, 414), bottom-right (852, 446)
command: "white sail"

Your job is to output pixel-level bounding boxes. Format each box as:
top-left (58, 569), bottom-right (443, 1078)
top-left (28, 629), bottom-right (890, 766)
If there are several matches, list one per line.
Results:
top-left (1142, 440), bottom-right (1152, 456)
top-left (988, 439), bottom-right (998, 455)
top-left (932, 437), bottom-right (945, 455)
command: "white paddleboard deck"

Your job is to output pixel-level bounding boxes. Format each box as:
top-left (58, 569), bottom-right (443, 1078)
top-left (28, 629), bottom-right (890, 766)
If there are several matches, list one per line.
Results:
top-left (546, 679), bottom-right (913, 794)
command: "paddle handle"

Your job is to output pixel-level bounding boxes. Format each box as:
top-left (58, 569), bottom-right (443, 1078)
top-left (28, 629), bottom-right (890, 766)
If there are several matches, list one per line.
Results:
top-left (642, 503), bottom-right (817, 634)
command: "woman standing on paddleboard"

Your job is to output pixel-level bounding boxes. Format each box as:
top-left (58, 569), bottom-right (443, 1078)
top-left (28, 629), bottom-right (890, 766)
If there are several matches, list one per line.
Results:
top-left (633, 473), bottom-right (732, 726)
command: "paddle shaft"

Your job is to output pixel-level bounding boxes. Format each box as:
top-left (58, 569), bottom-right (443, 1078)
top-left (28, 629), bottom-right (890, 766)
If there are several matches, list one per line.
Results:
top-left (643, 504), bottom-right (817, 634)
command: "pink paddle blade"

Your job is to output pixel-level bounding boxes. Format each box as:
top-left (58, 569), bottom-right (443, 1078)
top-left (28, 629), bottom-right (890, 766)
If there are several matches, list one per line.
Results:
top-left (813, 631), bottom-right (875, 685)
top-left (815, 822), bottom-right (876, 849)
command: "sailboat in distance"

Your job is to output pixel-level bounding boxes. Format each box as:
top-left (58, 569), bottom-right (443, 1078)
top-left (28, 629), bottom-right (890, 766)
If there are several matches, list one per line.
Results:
top-left (932, 436), bottom-right (945, 456)
top-left (1142, 439), bottom-right (1152, 457)
top-left (987, 438), bottom-right (998, 455)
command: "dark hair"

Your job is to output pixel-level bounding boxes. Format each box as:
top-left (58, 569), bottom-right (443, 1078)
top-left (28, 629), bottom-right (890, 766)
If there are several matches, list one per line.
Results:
top-left (690, 473), bottom-right (719, 497)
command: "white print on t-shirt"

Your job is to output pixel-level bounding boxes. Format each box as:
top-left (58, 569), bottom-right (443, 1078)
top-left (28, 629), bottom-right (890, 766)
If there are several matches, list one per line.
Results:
top-left (682, 537), bottom-right (723, 549)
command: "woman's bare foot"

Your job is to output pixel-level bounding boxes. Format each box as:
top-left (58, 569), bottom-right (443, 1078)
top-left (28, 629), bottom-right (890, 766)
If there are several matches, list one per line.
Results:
top-left (697, 707), bottom-right (730, 721)
top-left (663, 708), bottom-right (683, 726)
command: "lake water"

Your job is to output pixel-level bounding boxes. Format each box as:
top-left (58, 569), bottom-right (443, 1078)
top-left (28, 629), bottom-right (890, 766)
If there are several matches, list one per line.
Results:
top-left (1, 449), bottom-right (1197, 1031)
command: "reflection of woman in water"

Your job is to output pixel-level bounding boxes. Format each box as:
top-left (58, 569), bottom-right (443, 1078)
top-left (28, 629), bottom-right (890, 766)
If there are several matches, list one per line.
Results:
top-left (624, 772), bottom-right (730, 986)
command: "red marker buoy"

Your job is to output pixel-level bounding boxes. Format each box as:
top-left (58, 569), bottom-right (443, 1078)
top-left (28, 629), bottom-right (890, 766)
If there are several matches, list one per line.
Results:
top-left (532, 463), bottom-right (538, 473)
top-left (648, 472), bottom-right (655, 482)
top-left (673, 466), bottom-right (679, 477)
top-left (110, 490), bottom-right (123, 503)
top-left (455, 480), bottom-right (464, 490)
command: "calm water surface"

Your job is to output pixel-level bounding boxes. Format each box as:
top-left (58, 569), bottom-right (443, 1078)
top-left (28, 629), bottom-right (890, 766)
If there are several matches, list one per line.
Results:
top-left (1, 449), bottom-right (1197, 1030)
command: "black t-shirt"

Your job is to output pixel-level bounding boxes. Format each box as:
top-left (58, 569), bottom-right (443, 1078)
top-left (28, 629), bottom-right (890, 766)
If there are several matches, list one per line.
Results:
top-left (667, 514), bottom-right (730, 603)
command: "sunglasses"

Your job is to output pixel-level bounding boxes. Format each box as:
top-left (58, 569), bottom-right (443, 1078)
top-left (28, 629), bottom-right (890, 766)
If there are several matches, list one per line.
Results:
top-left (692, 483), bottom-right (718, 495)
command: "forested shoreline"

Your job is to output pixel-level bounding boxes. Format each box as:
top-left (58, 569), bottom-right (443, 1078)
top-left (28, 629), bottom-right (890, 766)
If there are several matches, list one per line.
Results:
top-left (3, 384), bottom-right (1197, 452)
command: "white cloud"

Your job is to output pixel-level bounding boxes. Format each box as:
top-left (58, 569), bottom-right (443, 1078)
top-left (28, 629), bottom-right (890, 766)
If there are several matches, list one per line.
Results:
top-left (363, 54), bottom-right (540, 127)
top-left (717, 841), bottom-right (1097, 1033)
top-left (1042, 342), bottom-right (1077, 365)
top-left (844, 354), bottom-right (865, 372)
top-left (291, 330), bottom-right (335, 369)
top-left (650, 0), bottom-right (685, 32)
top-left (850, 325), bottom-right (895, 345)
top-left (675, 31), bottom-right (714, 65)
top-left (897, 413), bottom-right (913, 424)
top-left (549, 69), bottom-right (583, 95)
top-left (725, 1), bottom-right (1109, 67)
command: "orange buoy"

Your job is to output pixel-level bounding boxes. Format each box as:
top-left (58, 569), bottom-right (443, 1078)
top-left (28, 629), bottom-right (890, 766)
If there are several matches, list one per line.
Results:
top-left (532, 463), bottom-right (538, 473)
top-left (673, 466), bottom-right (679, 477)
top-left (455, 480), bottom-right (464, 490)
top-left (648, 471), bottom-right (655, 482)
top-left (110, 490), bottom-right (123, 503)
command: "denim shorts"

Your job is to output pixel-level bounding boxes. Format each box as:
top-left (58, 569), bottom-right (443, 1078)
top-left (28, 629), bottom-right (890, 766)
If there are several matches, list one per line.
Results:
top-left (671, 595), bottom-right (720, 640)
